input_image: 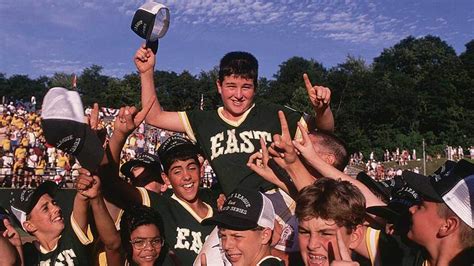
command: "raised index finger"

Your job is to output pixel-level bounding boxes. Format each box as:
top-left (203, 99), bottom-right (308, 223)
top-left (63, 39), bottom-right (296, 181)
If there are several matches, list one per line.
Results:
top-left (200, 253), bottom-right (207, 266)
top-left (90, 103), bottom-right (100, 130)
top-left (303, 73), bottom-right (313, 92)
top-left (278, 110), bottom-right (290, 138)
top-left (3, 218), bottom-right (13, 229)
top-left (336, 228), bottom-right (352, 261)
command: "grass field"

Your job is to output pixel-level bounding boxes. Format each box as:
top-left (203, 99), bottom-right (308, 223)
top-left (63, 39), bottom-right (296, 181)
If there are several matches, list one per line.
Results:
top-left (381, 158), bottom-right (474, 175)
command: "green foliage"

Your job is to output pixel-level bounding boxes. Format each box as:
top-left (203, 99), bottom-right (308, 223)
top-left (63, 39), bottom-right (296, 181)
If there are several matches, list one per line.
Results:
top-left (1, 35), bottom-right (472, 155)
top-left (270, 57), bottom-right (327, 105)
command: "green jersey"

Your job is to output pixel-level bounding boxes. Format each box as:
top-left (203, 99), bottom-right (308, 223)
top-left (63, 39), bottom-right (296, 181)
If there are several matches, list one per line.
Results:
top-left (180, 102), bottom-right (304, 195)
top-left (23, 214), bottom-right (93, 265)
top-left (138, 187), bottom-right (216, 266)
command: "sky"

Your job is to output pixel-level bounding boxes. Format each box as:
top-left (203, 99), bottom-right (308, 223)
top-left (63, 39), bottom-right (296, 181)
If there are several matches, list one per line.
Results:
top-left (1, 0), bottom-right (473, 79)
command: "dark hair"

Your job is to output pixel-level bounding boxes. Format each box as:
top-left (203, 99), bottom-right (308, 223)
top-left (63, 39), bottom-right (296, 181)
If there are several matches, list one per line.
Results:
top-left (161, 150), bottom-right (199, 174)
top-left (296, 178), bottom-right (366, 231)
top-left (218, 51), bottom-right (258, 87)
top-left (120, 205), bottom-right (166, 264)
top-left (310, 130), bottom-right (349, 171)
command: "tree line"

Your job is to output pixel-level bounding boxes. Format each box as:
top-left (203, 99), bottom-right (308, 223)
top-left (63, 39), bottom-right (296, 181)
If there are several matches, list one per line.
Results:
top-left (1, 35), bottom-right (473, 158)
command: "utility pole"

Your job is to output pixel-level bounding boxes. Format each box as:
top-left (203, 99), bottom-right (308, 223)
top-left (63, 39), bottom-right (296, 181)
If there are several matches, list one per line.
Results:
top-left (422, 138), bottom-right (426, 175)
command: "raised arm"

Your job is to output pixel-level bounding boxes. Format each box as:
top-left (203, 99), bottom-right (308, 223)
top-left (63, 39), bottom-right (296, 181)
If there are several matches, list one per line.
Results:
top-left (78, 169), bottom-right (122, 265)
top-left (267, 111), bottom-right (316, 195)
top-left (72, 174), bottom-right (93, 235)
top-left (247, 137), bottom-right (294, 196)
top-left (1, 219), bottom-right (23, 266)
top-left (99, 100), bottom-right (156, 207)
top-left (293, 123), bottom-right (384, 208)
top-left (135, 44), bottom-right (185, 132)
top-left (303, 73), bottom-right (334, 132)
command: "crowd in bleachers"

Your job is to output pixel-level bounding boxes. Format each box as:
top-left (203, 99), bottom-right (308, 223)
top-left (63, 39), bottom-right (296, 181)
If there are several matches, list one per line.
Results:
top-left (0, 101), bottom-right (217, 189)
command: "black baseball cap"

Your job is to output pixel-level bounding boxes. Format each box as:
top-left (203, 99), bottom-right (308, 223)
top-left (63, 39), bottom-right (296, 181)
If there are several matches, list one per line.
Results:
top-left (403, 160), bottom-right (474, 228)
top-left (131, 2), bottom-right (170, 54)
top-left (356, 172), bottom-right (405, 203)
top-left (202, 188), bottom-right (275, 231)
top-left (10, 181), bottom-right (58, 231)
top-left (41, 87), bottom-right (104, 172)
top-left (157, 135), bottom-right (200, 172)
top-left (120, 153), bottom-right (163, 185)
top-left (366, 185), bottom-right (420, 223)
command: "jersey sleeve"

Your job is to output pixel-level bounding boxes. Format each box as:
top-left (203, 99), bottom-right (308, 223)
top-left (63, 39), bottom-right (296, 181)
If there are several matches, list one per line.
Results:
top-left (137, 187), bottom-right (152, 207)
top-left (365, 227), bottom-right (381, 265)
top-left (137, 187), bottom-right (170, 214)
top-left (70, 214), bottom-right (94, 245)
top-left (179, 111), bottom-right (197, 142)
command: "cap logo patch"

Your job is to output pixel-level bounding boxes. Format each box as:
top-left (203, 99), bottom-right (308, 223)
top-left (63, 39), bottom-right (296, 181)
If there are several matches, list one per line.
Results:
top-left (230, 193), bottom-right (251, 208)
top-left (56, 135), bottom-right (74, 147)
top-left (222, 205), bottom-right (248, 215)
top-left (399, 186), bottom-right (419, 200)
top-left (20, 190), bottom-right (34, 203)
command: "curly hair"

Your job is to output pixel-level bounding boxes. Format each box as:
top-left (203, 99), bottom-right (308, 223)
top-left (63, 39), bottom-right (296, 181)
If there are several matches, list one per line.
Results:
top-left (120, 204), bottom-right (166, 264)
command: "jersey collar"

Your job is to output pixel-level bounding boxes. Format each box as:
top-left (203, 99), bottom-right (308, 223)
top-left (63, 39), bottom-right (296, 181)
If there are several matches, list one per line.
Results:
top-left (217, 104), bottom-right (255, 127)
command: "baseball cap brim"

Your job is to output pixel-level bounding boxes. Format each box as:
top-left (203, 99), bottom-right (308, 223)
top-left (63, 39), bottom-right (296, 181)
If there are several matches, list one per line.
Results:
top-left (356, 172), bottom-right (391, 203)
top-left (366, 205), bottom-right (401, 223)
top-left (120, 160), bottom-right (144, 178)
top-left (202, 214), bottom-right (259, 231)
top-left (75, 126), bottom-right (104, 173)
top-left (402, 171), bottom-right (443, 202)
top-left (42, 119), bottom-right (104, 173)
top-left (121, 161), bottom-right (163, 184)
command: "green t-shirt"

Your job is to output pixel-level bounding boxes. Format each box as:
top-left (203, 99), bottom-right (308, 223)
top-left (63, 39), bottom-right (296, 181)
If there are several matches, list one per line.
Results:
top-left (139, 187), bottom-right (216, 266)
top-left (182, 102), bottom-right (303, 195)
top-left (23, 214), bottom-right (93, 265)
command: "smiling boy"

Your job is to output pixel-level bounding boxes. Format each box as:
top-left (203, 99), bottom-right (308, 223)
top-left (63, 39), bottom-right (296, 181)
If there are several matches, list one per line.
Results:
top-left (135, 45), bottom-right (334, 196)
top-left (103, 110), bottom-right (217, 265)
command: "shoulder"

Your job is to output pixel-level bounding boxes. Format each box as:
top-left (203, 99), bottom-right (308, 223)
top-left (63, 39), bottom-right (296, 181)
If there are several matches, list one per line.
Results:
top-left (197, 188), bottom-right (218, 209)
top-left (185, 109), bottom-right (216, 118)
top-left (22, 241), bottom-right (37, 254)
top-left (139, 187), bottom-right (170, 208)
top-left (253, 101), bottom-right (302, 119)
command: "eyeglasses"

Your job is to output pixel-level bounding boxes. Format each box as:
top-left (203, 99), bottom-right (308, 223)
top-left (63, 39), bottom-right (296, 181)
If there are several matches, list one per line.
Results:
top-left (130, 237), bottom-right (163, 249)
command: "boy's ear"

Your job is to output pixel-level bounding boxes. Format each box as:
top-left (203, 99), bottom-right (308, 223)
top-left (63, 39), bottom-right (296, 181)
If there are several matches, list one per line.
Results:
top-left (260, 228), bottom-right (273, 245)
top-left (216, 80), bottom-right (222, 94)
top-left (23, 220), bottom-right (37, 234)
top-left (159, 182), bottom-right (168, 193)
top-left (438, 216), bottom-right (460, 237)
top-left (161, 173), bottom-right (170, 187)
top-left (322, 153), bottom-right (336, 166)
top-left (348, 225), bottom-right (364, 250)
